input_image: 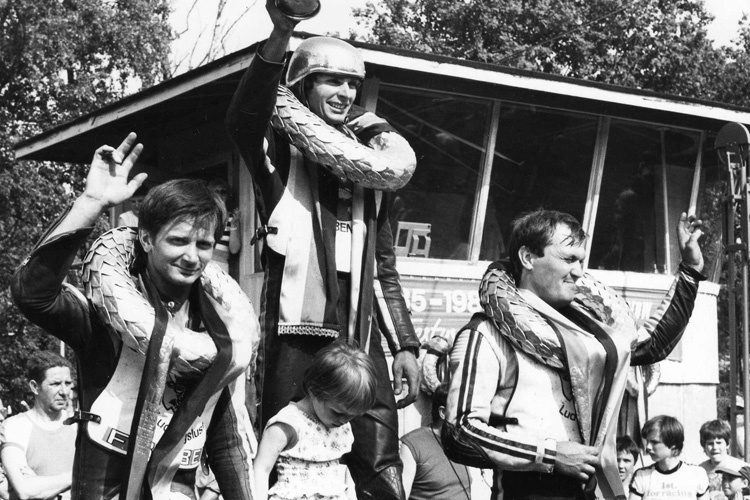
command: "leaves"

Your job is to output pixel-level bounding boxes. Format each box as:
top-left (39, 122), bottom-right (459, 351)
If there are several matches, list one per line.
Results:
top-left (354, 0), bottom-right (750, 105)
top-left (0, 0), bottom-right (172, 411)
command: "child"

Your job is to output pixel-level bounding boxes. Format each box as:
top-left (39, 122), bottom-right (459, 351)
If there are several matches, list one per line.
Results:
top-left (629, 415), bottom-right (709, 500)
top-left (617, 435), bottom-right (640, 492)
top-left (699, 419), bottom-right (732, 500)
top-left (253, 341), bottom-right (377, 500)
top-left (715, 456), bottom-right (750, 500)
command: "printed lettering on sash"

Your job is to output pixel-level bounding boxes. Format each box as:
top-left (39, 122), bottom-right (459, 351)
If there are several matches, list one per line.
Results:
top-left (336, 185), bottom-right (353, 273)
top-left (557, 372), bottom-right (577, 422)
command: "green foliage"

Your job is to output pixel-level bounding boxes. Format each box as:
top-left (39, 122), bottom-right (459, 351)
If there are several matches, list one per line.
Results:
top-left (0, 0), bottom-right (172, 411)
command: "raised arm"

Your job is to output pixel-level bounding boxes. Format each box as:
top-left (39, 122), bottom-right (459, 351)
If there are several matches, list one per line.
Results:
top-left (47, 133), bottom-right (145, 239)
top-left (631, 213), bottom-right (706, 365)
top-left (225, 0), bottom-right (297, 180)
top-left (11, 134), bottom-right (144, 349)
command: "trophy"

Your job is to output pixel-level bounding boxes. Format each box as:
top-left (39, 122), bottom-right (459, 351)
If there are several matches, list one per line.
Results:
top-left (276, 0), bottom-right (321, 20)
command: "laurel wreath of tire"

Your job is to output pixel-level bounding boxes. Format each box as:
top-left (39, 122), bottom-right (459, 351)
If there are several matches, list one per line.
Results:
top-left (271, 85), bottom-right (416, 192)
top-left (478, 267), bottom-right (636, 370)
top-left (82, 227), bottom-right (254, 366)
top-left (420, 336), bottom-right (452, 394)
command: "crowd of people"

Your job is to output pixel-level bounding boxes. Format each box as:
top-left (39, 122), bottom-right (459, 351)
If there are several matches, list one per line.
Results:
top-left (0, 0), bottom-right (731, 499)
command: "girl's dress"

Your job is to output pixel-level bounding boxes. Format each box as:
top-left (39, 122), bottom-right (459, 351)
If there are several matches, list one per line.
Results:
top-left (266, 402), bottom-right (354, 500)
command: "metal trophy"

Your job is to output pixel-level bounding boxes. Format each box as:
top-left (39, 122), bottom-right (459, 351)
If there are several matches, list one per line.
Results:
top-left (276, 0), bottom-right (321, 20)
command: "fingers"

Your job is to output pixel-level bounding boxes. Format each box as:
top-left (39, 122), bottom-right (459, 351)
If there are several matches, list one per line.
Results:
top-left (128, 172), bottom-right (149, 195)
top-left (577, 463), bottom-right (597, 481)
top-left (396, 387), bottom-right (418, 409)
top-left (392, 363), bottom-right (404, 396)
top-left (95, 133), bottom-right (142, 167)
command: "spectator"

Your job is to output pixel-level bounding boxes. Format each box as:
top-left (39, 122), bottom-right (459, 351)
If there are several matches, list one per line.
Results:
top-left (700, 419), bottom-right (733, 500)
top-left (617, 436), bottom-right (640, 493)
top-left (715, 456), bottom-right (750, 500)
top-left (115, 186), bottom-right (146, 227)
top-left (629, 415), bottom-right (709, 500)
top-left (400, 384), bottom-right (471, 499)
top-left (253, 341), bottom-right (377, 500)
top-left (0, 351), bottom-right (76, 500)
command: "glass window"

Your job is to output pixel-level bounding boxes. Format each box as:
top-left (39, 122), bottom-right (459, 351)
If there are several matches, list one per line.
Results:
top-left (696, 132), bottom-right (724, 283)
top-left (377, 86), bottom-right (492, 260)
top-left (588, 121), bottom-right (701, 274)
top-left (481, 103), bottom-right (599, 260)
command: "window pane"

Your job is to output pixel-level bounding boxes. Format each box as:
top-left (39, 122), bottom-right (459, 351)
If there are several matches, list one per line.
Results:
top-left (481, 103), bottom-right (598, 260)
top-left (377, 86), bottom-right (491, 260)
top-left (696, 132), bottom-right (724, 283)
top-left (589, 121), bottom-right (701, 274)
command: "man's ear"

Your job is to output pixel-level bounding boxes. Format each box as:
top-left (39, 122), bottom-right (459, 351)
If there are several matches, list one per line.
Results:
top-left (518, 246), bottom-right (536, 271)
top-left (438, 405), bottom-right (446, 421)
top-left (28, 379), bottom-right (38, 396)
top-left (139, 229), bottom-right (153, 253)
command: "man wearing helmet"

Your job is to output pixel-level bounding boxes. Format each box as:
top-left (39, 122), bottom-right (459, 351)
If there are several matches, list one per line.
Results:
top-left (226, 2), bottom-right (421, 500)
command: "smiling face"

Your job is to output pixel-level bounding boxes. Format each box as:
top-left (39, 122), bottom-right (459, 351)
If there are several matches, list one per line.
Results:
top-left (140, 217), bottom-right (216, 300)
top-left (306, 73), bottom-right (360, 126)
top-left (518, 223), bottom-right (586, 309)
top-left (32, 366), bottom-right (73, 416)
top-left (704, 437), bottom-right (729, 465)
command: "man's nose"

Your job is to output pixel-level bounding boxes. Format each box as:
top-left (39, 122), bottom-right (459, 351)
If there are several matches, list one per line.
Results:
top-left (336, 83), bottom-right (355, 99)
top-left (183, 244), bottom-right (200, 262)
top-left (570, 261), bottom-right (583, 277)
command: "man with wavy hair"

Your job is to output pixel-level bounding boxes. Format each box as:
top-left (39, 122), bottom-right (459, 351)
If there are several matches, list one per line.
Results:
top-left (226, 2), bottom-right (420, 498)
top-left (443, 209), bottom-right (705, 500)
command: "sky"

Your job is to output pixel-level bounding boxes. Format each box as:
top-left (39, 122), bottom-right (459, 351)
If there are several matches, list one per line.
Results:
top-left (169, 0), bottom-right (749, 75)
top-left (704, 0), bottom-right (748, 47)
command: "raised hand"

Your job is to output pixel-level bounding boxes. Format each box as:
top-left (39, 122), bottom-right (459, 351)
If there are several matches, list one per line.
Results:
top-left (677, 212), bottom-right (704, 273)
top-left (82, 132), bottom-right (146, 209)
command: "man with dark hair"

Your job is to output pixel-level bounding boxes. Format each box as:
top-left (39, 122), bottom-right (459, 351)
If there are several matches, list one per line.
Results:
top-left (443, 209), bottom-right (705, 500)
top-left (699, 419), bottom-right (732, 499)
top-left (225, 2), bottom-right (420, 499)
top-left (631, 415), bottom-right (708, 500)
top-left (11, 134), bottom-right (257, 498)
top-left (616, 436), bottom-right (640, 492)
top-left (0, 351), bottom-right (75, 500)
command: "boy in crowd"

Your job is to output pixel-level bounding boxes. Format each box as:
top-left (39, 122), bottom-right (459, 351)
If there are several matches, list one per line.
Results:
top-left (617, 436), bottom-right (640, 492)
top-left (700, 419), bottom-right (733, 500)
top-left (629, 415), bottom-right (709, 500)
top-left (715, 456), bottom-right (750, 500)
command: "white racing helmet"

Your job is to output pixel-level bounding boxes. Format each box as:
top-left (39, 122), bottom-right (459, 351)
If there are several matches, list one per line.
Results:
top-left (286, 37), bottom-right (365, 92)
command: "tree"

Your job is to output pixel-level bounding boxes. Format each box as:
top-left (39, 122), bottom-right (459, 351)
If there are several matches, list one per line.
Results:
top-left (353, 0), bottom-right (739, 103)
top-left (0, 0), bottom-right (172, 412)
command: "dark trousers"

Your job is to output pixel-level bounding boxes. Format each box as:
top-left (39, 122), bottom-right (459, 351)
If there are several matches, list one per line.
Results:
top-left (502, 471), bottom-right (586, 500)
top-left (259, 317), bottom-right (405, 500)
